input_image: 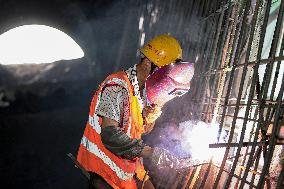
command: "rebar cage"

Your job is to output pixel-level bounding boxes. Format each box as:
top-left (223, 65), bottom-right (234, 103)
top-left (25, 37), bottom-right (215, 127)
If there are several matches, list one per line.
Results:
top-left (140, 0), bottom-right (284, 188)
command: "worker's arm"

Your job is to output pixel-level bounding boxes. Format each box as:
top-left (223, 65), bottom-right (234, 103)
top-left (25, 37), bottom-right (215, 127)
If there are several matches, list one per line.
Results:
top-left (100, 117), bottom-right (153, 159)
top-left (96, 85), bottom-right (153, 160)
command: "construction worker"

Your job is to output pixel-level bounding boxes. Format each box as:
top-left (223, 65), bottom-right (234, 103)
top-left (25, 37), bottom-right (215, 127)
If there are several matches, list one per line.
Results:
top-left (77, 34), bottom-right (192, 189)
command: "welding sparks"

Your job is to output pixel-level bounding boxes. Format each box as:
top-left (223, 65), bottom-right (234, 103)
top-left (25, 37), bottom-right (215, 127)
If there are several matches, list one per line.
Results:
top-left (179, 121), bottom-right (226, 163)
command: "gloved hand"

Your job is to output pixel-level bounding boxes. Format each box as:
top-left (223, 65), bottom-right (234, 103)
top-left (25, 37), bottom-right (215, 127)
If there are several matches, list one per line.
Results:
top-left (143, 105), bottom-right (162, 124)
top-left (150, 147), bottom-right (204, 170)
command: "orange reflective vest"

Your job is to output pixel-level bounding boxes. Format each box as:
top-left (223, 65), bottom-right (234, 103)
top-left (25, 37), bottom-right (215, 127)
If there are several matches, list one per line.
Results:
top-left (77, 71), bottom-right (145, 189)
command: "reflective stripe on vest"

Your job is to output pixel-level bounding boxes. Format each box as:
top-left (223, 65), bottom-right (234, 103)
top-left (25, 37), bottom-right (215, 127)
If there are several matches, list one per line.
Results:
top-left (81, 136), bottom-right (135, 180)
top-left (88, 115), bottom-right (101, 134)
top-left (77, 72), bottom-right (142, 188)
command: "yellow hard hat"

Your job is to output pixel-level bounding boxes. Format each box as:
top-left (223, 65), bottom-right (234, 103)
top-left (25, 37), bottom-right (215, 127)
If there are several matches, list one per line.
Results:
top-left (141, 34), bottom-right (182, 68)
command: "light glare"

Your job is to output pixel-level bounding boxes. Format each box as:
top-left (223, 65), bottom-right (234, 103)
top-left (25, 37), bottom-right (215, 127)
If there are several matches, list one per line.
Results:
top-left (140, 32), bottom-right (145, 47)
top-left (179, 121), bottom-right (225, 163)
top-left (139, 16), bottom-right (144, 30)
top-left (0, 25), bottom-right (84, 65)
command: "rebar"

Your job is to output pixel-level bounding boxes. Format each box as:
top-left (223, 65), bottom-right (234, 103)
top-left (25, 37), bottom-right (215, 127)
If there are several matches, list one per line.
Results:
top-left (241, 0), bottom-right (284, 188)
top-left (214, 0), bottom-right (255, 187)
top-left (140, 0), bottom-right (284, 188)
top-left (223, 1), bottom-right (262, 187)
top-left (209, 141), bottom-right (284, 148)
top-left (196, 55), bottom-right (284, 77)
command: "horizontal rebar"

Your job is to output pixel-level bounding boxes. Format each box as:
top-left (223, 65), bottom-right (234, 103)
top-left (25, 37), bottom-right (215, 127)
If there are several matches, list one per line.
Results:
top-left (196, 55), bottom-right (284, 77)
top-left (197, 102), bottom-right (280, 108)
top-left (209, 141), bottom-right (277, 148)
top-left (201, 112), bottom-right (261, 122)
top-left (192, 97), bottom-right (282, 104)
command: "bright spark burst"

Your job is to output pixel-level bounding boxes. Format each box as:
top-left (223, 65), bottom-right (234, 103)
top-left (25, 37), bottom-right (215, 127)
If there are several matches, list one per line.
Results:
top-left (179, 121), bottom-right (226, 163)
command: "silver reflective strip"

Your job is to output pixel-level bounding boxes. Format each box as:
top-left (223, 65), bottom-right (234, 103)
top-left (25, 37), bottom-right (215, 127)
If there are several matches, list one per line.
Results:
top-left (81, 136), bottom-right (135, 180)
top-left (88, 115), bottom-right (101, 134)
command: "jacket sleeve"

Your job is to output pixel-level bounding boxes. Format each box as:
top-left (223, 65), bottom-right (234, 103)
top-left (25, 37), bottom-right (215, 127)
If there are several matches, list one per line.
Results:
top-left (101, 126), bottom-right (146, 160)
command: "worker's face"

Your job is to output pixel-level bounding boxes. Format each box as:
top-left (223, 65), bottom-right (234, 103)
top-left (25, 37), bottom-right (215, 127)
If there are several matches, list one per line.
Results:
top-left (150, 62), bottom-right (159, 75)
top-left (143, 57), bottom-right (158, 76)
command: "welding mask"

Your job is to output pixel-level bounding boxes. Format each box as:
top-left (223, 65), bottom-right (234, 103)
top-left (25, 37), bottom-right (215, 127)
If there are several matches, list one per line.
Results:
top-left (145, 61), bottom-right (194, 107)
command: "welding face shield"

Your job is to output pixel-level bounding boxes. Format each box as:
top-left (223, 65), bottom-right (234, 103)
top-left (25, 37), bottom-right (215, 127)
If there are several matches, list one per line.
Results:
top-left (145, 61), bottom-right (194, 107)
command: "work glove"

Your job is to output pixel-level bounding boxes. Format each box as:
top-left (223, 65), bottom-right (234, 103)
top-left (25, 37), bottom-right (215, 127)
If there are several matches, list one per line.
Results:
top-left (150, 147), bottom-right (203, 170)
top-left (143, 105), bottom-right (162, 124)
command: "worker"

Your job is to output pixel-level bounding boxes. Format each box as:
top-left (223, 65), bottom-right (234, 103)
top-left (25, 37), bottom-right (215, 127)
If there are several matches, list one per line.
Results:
top-left (77, 34), bottom-right (191, 189)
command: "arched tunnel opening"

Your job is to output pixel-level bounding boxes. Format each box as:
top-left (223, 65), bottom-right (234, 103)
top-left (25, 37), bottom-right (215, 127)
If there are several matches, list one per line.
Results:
top-left (0, 0), bottom-right (283, 188)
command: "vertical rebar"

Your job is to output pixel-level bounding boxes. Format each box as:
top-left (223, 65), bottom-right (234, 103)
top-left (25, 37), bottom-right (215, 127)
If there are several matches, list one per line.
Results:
top-left (199, 159), bottom-right (213, 188)
top-left (197, 1), bottom-right (226, 121)
top-left (257, 75), bottom-right (284, 188)
top-left (234, 107), bottom-right (259, 189)
top-left (215, 2), bottom-right (240, 142)
top-left (249, 146), bottom-right (262, 189)
top-left (213, 0), bottom-right (254, 187)
top-left (205, 2), bottom-right (233, 123)
top-left (256, 0), bottom-right (284, 181)
top-left (238, 0), bottom-right (272, 185)
top-left (222, 0), bottom-right (260, 187)
top-left (240, 0), bottom-right (283, 188)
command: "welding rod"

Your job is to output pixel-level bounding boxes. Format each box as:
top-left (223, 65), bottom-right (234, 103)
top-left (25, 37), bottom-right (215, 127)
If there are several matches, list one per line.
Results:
top-left (209, 141), bottom-right (269, 148)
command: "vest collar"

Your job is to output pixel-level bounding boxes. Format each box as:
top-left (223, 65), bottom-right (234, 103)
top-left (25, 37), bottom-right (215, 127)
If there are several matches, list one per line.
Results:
top-left (125, 64), bottom-right (145, 111)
